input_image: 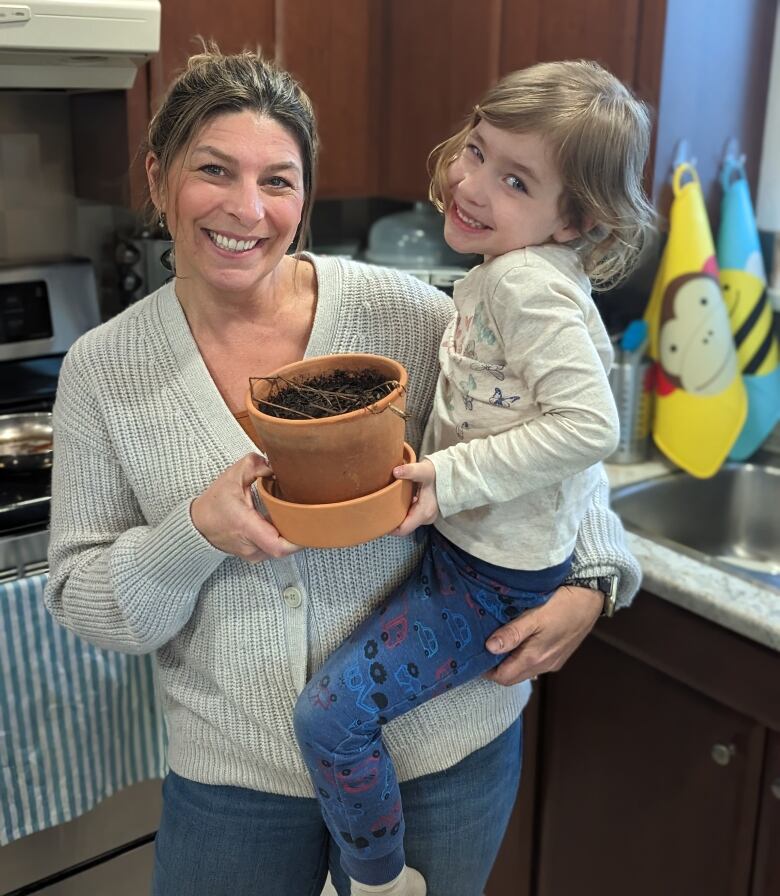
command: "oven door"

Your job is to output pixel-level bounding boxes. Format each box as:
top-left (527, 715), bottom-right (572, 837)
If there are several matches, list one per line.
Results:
top-left (0, 572), bottom-right (166, 894)
top-left (0, 781), bottom-right (162, 895)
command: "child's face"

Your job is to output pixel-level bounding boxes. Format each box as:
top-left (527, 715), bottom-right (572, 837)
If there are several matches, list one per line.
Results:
top-left (443, 122), bottom-right (580, 259)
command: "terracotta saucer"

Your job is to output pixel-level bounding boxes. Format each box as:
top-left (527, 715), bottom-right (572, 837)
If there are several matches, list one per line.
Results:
top-left (257, 443), bottom-right (416, 548)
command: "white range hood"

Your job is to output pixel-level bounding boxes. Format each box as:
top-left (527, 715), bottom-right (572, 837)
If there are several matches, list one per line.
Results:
top-left (0, 0), bottom-right (160, 90)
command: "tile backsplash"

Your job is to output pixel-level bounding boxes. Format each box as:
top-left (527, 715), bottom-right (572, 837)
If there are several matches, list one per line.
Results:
top-left (0, 92), bottom-right (128, 316)
top-left (0, 93), bottom-right (76, 260)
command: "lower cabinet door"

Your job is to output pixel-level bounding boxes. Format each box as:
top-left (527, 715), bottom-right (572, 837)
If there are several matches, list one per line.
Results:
top-left (752, 730), bottom-right (780, 896)
top-left (535, 637), bottom-right (764, 896)
top-left (486, 688), bottom-right (540, 896)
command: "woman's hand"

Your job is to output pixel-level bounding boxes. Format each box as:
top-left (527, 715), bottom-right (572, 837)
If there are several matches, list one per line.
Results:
top-left (190, 452), bottom-right (300, 562)
top-left (390, 458), bottom-right (440, 537)
top-left (483, 585), bottom-right (603, 685)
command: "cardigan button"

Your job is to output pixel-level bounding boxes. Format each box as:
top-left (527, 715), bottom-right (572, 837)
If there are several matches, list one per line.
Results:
top-left (282, 586), bottom-right (303, 608)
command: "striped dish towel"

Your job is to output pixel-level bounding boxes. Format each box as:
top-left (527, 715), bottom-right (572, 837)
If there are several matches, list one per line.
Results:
top-left (0, 574), bottom-right (166, 845)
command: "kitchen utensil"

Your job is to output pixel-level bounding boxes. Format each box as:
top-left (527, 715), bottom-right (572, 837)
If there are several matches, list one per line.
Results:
top-left (620, 319), bottom-right (649, 354)
top-left (0, 412), bottom-right (53, 470)
top-left (608, 319), bottom-right (653, 463)
top-left (607, 359), bottom-right (653, 464)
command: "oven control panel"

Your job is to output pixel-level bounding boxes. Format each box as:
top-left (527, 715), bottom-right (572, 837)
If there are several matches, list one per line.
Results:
top-left (0, 280), bottom-right (53, 344)
top-left (0, 259), bottom-right (101, 363)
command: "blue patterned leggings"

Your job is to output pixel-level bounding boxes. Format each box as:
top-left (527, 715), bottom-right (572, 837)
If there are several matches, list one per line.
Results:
top-left (293, 531), bottom-right (570, 885)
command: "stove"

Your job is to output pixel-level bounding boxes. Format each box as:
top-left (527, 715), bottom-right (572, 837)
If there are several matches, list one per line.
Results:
top-left (0, 260), bottom-right (101, 581)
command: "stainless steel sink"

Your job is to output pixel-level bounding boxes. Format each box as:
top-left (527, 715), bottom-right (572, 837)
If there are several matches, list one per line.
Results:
top-left (611, 454), bottom-right (780, 591)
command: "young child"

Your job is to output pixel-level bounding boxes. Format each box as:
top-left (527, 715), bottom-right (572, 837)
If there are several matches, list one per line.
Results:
top-left (293, 59), bottom-right (653, 896)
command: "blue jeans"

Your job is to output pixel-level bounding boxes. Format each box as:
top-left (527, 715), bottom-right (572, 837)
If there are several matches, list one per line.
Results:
top-left (293, 532), bottom-right (568, 884)
top-left (151, 718), bottom-right (522, 896)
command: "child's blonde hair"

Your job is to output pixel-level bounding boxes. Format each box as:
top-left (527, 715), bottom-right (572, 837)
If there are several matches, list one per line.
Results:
top-left (429, 59), bottom-right (654, 289)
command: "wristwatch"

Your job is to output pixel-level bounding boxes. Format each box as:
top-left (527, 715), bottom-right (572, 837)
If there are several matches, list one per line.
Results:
top-left (563, 574), bottom-right (619, 617)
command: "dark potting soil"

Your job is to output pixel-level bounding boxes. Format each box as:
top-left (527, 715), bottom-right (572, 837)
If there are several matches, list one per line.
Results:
top-left (254, 368), bottom-right (398, 420)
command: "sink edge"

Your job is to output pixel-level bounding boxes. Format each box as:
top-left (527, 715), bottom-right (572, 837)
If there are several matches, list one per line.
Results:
top-left (619, 520), bottom-right (780, 597)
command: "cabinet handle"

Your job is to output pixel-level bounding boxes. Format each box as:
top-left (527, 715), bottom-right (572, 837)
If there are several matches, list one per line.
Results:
top-left (711, 743), bottom-right (736, 766)
top-left (771, 778), bottom-right (780, 800)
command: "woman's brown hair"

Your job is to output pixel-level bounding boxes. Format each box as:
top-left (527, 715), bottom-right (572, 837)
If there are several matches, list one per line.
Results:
top-left (145, 41), bottom-right (319, 257)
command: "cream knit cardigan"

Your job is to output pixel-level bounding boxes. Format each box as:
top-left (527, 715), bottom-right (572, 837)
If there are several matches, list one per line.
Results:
top-left (45, 254), bottom-right (640, 796)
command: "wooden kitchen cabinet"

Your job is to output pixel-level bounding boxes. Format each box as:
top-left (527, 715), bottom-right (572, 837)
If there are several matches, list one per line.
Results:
top-left (371, 0), bottom-right (651, 201)
top-left (71, 0), bottom-right (275, 208)
top-left (485, 686), bottom-right (541, 896)
top-left (382, 0), bottom-right (775, 212)
top-left (153, 0), bottom-right (275, 104)
top-left (72, 0), bottom-right (775, 212)
top-left (488, 591), bottom-right (780, 896)
top-left (499, 0), bottom-right (644, 88)
top-left (375, 0), bottom-right (645, 201)
top-left (752, 731), bottom-right (780, 896)
top-left (536, 635), bottom-right (763, 896)
top-left (377, 0), bottom-right (502, 200)
top-left (275, 0), bottom-right (383, 197)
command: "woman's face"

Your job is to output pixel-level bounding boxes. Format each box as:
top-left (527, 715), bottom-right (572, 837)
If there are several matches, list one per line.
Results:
top-left (147, 110), bottom-right (305, 298)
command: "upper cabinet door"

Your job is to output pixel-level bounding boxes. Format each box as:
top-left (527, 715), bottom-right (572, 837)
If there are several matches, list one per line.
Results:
top-left (153, 0), bottom-right (276, 106)
top-left (499, 0), bottom-right (643, 86)
top-left (380, 0), bottom-right (502, 200)
top-left (276, 0), bottom-right (383, 198)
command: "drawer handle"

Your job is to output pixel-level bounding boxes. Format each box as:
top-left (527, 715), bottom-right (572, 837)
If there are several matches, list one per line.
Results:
top-left (711, 743), bottom-right (736, 766)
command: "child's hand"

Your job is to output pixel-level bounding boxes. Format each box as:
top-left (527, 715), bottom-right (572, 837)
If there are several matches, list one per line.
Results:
top-left (390, 458), bottom-right (439, 537)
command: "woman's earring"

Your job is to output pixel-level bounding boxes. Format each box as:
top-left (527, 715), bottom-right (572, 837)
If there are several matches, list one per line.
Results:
top-left (158, 210), bottom-right (167, 232)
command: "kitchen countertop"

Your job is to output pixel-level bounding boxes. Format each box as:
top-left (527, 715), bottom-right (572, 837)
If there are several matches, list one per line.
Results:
top-left (606, 455), bottom-right (780, 653)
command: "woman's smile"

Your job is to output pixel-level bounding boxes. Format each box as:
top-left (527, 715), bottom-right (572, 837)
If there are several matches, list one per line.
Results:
top-left (204, 228), bottom-right (265, 254)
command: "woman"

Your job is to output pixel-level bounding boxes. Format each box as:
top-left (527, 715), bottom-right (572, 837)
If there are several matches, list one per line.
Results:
top-left (45, 47), bottom-right (640, 896)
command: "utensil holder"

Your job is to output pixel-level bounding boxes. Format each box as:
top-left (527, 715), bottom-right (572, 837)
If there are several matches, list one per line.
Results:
top-left (607, 359), bottom-right (654, 464)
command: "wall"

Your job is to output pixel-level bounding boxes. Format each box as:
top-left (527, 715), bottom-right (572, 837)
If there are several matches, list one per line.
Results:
top-left (0, 93), bottom-right (76, 261)
top-left (0, 92), bottom-right (126, 316)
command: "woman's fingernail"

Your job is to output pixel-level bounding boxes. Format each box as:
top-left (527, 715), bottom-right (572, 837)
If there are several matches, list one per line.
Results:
top-left (487, 636), bottom-right (503, 652)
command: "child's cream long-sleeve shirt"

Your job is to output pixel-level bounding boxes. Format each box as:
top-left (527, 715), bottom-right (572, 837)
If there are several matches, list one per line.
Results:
top-left (424, 244), bottom-right (620, 569)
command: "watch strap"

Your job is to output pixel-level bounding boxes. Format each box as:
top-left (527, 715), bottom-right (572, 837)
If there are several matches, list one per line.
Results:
top-left (563, 574), bottom-right (618, 617)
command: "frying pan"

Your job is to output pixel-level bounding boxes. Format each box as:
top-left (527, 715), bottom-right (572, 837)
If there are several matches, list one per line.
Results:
top-left (0, 412), bottom-right (53, 471)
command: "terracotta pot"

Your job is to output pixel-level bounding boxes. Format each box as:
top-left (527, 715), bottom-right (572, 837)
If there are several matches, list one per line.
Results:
top-left (245, 353), bottom-right (408, 504)
top-left (257, 443), bottom-right (416, 548)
